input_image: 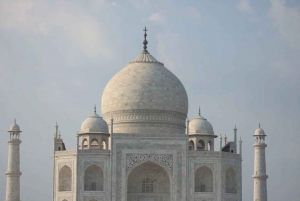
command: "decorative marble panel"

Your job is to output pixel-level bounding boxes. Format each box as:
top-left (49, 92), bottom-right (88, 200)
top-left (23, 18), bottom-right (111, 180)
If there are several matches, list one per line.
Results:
top-left (194, 197), bottom-right (214, 201)
top-left (224, 198), bottom-right (237, 201)
top-left (126, 153), bottom-right (173, 174)
top-left (83, 161), bottom-right (104, 170)
top-left (58, 162), bottom-right (72, 171)
top-left (57, 196), bottom-right (72, 201)
top-left (83, 195), bottom-right (105, 201)
top-left (194, 163), bottom-right (214, 172)
top-left (224, 163), bottom-right (238, 172)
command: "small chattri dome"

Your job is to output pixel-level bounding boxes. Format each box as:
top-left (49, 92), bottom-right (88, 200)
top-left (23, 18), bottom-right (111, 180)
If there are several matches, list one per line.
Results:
top-left (189, 109), bottom-right (214, 135)
top-left (80, 106), bottom-right (108, 134)
top-left (254, 123), bottom-right (265, 136)
top-left (9, 119), bottom-right (20, 131)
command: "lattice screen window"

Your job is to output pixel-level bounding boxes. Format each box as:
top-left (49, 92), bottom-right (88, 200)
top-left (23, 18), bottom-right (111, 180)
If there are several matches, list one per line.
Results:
top-left (142, 178), bottom-right (154, 193)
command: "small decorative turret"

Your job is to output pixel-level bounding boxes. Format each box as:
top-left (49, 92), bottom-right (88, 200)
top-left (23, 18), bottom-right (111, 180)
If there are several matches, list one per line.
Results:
top-left (54, 123), bottom-right (65, 151)
top-left (253, 123), bottom-right (268, 201)
top-left (234, 124), bottom-right (237, 153)
top-left (6, 119), bottom-right (22, 201)
top-left (219, 134), bottom-right (223, 152)
top-left (188, 107), bottom-right (217, 151)
top-left (239, 136), bottom-right (243, 158)
top-left (79, 105), bottom-right (110, 150)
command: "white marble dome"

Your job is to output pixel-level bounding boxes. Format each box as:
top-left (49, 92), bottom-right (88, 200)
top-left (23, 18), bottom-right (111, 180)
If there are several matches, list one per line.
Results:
top-left (101, 50), bottom-right (188, 134)
top-left (80, 111), bottom-right (108, 134)
top-left (9, 119), bottom-right (20, 131)
top-left (189, 114), bottom-right (214, 135)
top-left (254, 124), bottom-right (265, 135)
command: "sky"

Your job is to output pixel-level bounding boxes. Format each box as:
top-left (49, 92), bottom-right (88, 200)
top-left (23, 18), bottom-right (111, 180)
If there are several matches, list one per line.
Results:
top-left (0, 0), bottom-right (299, 200)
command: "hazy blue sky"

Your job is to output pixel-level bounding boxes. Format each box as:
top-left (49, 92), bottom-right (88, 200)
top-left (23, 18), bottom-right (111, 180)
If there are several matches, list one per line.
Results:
top-left (0, 0), bottom-right (299, 200)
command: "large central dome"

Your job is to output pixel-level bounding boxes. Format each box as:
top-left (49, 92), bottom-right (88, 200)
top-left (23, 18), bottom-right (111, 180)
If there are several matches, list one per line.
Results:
top-left (101, 34), bottom-right (188, 134)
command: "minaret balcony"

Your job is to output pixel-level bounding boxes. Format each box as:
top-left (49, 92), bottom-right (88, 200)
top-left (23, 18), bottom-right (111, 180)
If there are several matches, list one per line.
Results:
top-left (252, 175), bottom-right (268, 179)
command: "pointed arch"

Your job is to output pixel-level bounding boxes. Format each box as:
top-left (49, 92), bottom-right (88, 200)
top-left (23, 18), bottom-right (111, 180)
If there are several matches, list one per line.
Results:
top-left (84, 164), bottom-right (104, 191)
top-left (226, 167), bottom-right (237, 193)
top-left (195, 166), bottom-right (213, 192)
top-left (127, 161), bottom-right (171, 201)
top-left (59, 165), bottom-right (72, 191)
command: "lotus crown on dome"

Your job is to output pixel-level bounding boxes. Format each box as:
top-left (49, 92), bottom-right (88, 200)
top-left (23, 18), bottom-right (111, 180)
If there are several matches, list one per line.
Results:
top-left (80, 112), bottom-right (108, 134)
top-left (189, 115), bottom-right (214, 135)
top-left (130, 51), bottom-right (163, 64)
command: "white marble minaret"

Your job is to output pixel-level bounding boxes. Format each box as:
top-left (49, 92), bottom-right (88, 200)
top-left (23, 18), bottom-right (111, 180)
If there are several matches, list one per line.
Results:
top-left (253, 124), bottom-right (268, 201)
top-left (5, 119), bottom-right (22, 201)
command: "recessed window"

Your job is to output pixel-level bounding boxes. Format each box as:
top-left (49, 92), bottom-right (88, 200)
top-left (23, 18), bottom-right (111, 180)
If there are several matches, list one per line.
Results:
top-left (142, 178), bottom-right (154, 193)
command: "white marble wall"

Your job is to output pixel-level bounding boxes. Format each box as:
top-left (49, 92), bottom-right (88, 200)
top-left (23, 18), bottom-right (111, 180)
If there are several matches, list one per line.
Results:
top-left (54, 151), bottom-right (76, 201)
top-left (54, 150), bottom-right (111, 201)
top-left (188, 151), bottom-right (242, 201)
top-left (54, 134), bottom-right (242, 201)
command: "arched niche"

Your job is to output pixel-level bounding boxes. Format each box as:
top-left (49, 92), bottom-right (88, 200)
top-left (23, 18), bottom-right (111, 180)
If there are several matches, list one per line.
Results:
top-left (189, 140), bottom-right (194, 150)
top-left (90, 138), bottom-right (99, 149)
top-left (84, 164), bottom-right (104, 191)
top-left (195, 166), bottom-right (213, 192)
top-left (198, 139), bottom-right (205, 150)
top-left (127, 161), bottom-right (171, 201)
top-left (82, 138), bottom-right (88, 149)
top-left (59, 165), bottom-right (72, 191)
top-left (225, 167), bottom-right (237, 193)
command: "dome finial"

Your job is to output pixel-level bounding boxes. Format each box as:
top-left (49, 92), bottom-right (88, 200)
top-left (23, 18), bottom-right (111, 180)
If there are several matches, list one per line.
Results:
top-left (14, 118), bottom-right (16, 124)
top-left (198, 106), bottom-right (201, 116)
top-left (94, 104), bottom-right (97, 114)
top-left (143, 27), bottom-right (148, 53)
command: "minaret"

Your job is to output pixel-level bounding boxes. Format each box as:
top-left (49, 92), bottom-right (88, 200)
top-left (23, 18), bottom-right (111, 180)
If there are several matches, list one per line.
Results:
top-left (253, 123), bottom-right (268, 201)
top-left (5, 119), bottom-right (22, 201)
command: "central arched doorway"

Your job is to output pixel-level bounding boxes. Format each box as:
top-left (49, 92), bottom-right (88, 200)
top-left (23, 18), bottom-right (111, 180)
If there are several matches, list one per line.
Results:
top-left (127, 161), bottom-right (171, 201)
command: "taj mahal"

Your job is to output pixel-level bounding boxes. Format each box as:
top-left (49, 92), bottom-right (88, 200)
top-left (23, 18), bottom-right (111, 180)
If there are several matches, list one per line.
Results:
top-left (4, 28), bottom-right (268, 201)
